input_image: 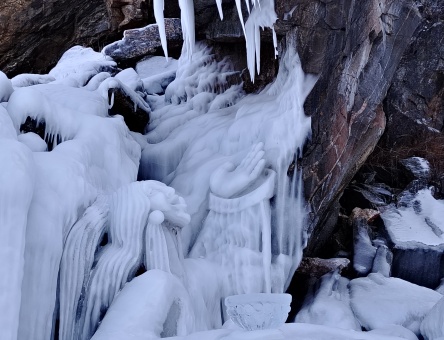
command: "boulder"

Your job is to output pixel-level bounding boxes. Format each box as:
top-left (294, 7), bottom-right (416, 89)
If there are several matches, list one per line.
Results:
top-left (103, 18), bottom-right (183, 63)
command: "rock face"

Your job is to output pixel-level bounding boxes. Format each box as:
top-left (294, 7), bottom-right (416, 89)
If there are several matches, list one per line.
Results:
top-left (365, 5), bottom-right (444, 190)
top-left (0, 0), bottom-right (115, 76)
top-left (103, 19), bottom-right (183, 63)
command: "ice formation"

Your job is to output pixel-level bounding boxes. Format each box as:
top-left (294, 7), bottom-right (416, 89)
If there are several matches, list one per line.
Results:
top-left (0, 46), bottom-right (143, 340)
top-left (0, 1), bottom-right (319, 337)
top-left (152, 0), bottom-right (278, 81)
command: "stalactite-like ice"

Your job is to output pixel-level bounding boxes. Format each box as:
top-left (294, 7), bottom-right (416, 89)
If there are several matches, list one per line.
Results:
top-left (153, 0), bottom-right (277, 80)
top-left (0, 105), bottom-right (35, 340)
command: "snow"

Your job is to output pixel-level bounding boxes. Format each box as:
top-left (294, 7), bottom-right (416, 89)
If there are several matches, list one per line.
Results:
top-left (153, 0), bottom-right (168, 59)
top-left (420, 297), bottom-right (444, 340)
top-left (49, 46), bottom-right (117, 87)
top-left (350, 273), bottom-right (442, 335)
top-left (381, 188), bottom-right (444, 247)
top-left (17, 132), bottom-right (47, 152)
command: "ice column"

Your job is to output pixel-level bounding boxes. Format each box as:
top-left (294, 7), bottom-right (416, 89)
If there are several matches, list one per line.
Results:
top-left (0, 106), bottom-right (35, 340)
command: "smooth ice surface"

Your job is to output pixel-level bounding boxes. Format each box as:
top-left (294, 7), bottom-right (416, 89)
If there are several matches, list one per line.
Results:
top-left (420, 297), bottom-right (444, 340)
top-left (295, 272), bottom-right (361, 331)
top-left (350, 273), bottom-right (442, 335)
top-left (381, 189), bottom-right (444, 247)
top-left (91, 270), bottom-right (195, 340)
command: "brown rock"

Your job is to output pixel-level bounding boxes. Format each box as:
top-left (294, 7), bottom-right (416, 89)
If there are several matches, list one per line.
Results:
top-left (296, 257), bottom-right (350, 278)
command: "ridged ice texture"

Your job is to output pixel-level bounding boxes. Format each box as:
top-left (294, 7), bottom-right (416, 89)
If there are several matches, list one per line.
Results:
top-left (78, 183), bottom-right (152, 340)
top-left (0, 105), bottom-right (34, 340)
top-left (59, 197), bottom-right (109, 340)
top-left (61, 181), bottom-right (190, 340)
top-left (2, 47), bottom-right (142, 340)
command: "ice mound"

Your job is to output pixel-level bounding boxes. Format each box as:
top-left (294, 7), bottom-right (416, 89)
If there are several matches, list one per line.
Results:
top-left (91, 270), bottom-right (195, 340)
top-left (350, 273), bottom-right (442, 335)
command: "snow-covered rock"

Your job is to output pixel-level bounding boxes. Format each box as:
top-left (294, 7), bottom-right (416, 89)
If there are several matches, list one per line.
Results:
top-left (295, 271), bottom-right (360, 331)
top-left (350, 273), bottom-right (442, 335)
top-left (381, 188), bottom-right (444, 288)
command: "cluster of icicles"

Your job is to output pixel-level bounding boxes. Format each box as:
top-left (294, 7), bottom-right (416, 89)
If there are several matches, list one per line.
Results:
top-left (154, 0), bottom-right (278, 82)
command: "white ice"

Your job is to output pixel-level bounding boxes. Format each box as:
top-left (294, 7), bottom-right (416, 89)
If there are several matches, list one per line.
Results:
top-left (0, 105), bottom-right (35, 340)
top-left (350, 273), bottom-right (442, 335)
top-left (420, 297), bottom-right (444, 340)
top-left (136, 56), bottom-right (178, 94)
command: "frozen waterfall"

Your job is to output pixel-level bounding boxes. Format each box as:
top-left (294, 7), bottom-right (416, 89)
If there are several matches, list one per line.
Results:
top-left (0, 2), bottom-right (316, 339)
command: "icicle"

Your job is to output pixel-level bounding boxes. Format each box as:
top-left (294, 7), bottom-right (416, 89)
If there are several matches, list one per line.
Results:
top-left (235, 0), bottom-right (247, 38)
top-left (179, 0), bottom-right (195, 58)
top-left (154, 0), bottom-right (169, 59)
top-left (245, 0), bottom-right (251, 13)
top-left (215, 0), bottom-right (223, 20)
top-left (272, 27), bottom-right (278, 58)
top-left (145, 210), bottom-right (171, 273)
